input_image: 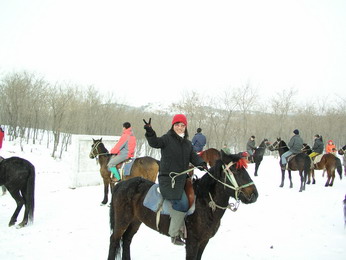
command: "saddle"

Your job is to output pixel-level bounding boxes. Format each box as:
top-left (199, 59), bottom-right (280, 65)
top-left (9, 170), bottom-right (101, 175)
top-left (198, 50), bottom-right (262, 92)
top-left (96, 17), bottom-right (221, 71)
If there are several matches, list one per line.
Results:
top-left (143, 179), bottom-right (196, 230)
top-left (116, 158), bottom-right (135, 177)
top-left (311, 154), bottom-right (323, 169)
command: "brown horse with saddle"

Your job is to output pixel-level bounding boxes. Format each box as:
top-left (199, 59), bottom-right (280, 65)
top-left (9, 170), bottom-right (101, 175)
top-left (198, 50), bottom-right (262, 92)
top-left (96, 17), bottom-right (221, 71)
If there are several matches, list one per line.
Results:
top-left (89, 138), bottom-right (159, 205)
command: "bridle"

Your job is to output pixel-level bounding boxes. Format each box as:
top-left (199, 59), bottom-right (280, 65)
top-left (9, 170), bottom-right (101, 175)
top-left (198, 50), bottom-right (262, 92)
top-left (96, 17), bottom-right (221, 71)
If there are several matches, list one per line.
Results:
top-left (169, 161), bottom-right (255, 212)
top-left (207, 161), bottom-right (254, 212)
top-left (89, 140), bottom-right (109, 159)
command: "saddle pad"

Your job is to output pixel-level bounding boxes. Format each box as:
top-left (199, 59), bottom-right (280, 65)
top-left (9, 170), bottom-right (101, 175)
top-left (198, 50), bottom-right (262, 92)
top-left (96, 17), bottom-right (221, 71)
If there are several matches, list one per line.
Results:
top-left (314, 154), bottom-right (323, 164)
top-left (143, 184), bottom-right (195, 216)
top-left (120, 159), bottom-right (134, 176)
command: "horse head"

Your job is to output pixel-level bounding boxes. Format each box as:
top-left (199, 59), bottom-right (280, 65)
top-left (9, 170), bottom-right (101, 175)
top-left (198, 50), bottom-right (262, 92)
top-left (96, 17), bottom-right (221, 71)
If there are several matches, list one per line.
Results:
top-left (89, 138), bottom-right (107, 159)
top-left (338, 148), bottom-right (345, 155)
top-left (217, 150), bottom-right (258, 204)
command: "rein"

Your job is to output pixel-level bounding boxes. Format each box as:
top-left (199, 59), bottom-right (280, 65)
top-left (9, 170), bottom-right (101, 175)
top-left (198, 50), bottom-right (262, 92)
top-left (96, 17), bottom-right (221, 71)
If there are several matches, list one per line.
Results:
top-left (169, 161), bottom-right (254, 212)
top-left (90, 140), bottom-right (109, 159)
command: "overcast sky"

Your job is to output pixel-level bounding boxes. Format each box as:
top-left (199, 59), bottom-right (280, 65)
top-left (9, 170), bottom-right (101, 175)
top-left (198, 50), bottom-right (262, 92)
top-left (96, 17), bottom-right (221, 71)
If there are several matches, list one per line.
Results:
top-left (1, 0), bottom-right (345, 107)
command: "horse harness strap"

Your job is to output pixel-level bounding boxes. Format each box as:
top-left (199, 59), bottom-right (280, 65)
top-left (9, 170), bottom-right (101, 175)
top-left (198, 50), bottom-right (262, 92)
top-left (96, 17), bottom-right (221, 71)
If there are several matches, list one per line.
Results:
top-left (206, 161), bottom-right (254, 211)
top-left (90, 140), bottom-right (109, 158)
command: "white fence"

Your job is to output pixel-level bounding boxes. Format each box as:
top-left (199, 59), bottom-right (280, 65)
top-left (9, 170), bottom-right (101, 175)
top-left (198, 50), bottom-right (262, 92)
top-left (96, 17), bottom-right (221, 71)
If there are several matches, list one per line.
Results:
top-left (69, 135), bottom-right (119, 188)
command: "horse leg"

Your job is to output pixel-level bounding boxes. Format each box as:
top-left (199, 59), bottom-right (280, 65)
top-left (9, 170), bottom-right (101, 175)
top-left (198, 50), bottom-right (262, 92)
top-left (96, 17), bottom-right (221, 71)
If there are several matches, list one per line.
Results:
top-left (186, 237), bottom-right (209, 260)
top-left (7, 189), bottom-right (25, 226)
top-left (121, 221), bottom-right (142, 260)
top-left (329, 171), bottom-right (335, 187)
top-left (288, 170), bottom-right (293, 189)
top-left (101, 181), bottom-right (109, 205)
top-left (279, 169), bottom-right (285, 188)
top-left (254, 162), bottom-right (259, 176)
top-left (325, 170), bottom-right (331, 187)
top-left (298, 170), bottom-right (305, 192)
top-left (307, 169), bottom-right (311, 184)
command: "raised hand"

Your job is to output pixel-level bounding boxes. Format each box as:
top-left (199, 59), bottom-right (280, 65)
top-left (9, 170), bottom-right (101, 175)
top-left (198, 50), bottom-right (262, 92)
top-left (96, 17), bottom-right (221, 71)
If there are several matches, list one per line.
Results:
top-left (143, 118), bottom-right (153, 132)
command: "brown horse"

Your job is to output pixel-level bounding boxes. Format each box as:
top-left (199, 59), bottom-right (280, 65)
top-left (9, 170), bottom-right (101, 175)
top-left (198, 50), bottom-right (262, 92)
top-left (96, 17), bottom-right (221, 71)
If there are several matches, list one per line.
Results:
top-left (308, 153), bottom-right (342, 186)
top-left (198, 148), bottom-right (220, 167)
top-left (89, 138), bottom-right (159, 205)
top-left (107, 151), bottom-right (258, 260)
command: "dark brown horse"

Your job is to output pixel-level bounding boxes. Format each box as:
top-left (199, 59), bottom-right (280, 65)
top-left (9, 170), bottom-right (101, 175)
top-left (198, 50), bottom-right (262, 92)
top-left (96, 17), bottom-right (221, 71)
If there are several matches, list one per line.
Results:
top-left (89, 138), bottom-right (159, 205)
top-left (308, 153), bottom-right (342, 186)
top-left (252, 138), bottom-right (270, 176)
top-left (0, 156), bottom-right (35, 227)
top-left (268, 138), bottom-right (310, 192)
top-left (107, 151), bottom-right (258, 260)
top-left (198, 148), bottom-right (220, 167)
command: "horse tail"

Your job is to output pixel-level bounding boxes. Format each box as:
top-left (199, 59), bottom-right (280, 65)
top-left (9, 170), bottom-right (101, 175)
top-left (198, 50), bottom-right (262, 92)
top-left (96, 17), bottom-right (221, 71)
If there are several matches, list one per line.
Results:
top-left (26, 163), bottom-right (36, 224)
top-left (335, 157), bottom-right (342, 180)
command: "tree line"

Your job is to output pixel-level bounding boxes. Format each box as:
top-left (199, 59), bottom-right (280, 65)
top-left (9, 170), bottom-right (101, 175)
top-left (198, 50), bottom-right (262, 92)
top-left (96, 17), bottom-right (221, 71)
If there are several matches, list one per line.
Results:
top-left (0, 71), bottom-right (345, 158)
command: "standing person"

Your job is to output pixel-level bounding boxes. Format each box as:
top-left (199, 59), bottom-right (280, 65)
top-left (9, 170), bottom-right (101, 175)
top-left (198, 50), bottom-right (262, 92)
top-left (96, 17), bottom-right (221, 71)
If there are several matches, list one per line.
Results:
top-left (143, 114), bottom-right (207, 246)
top-left (325, 139), bottom-right (337, 154)
top-left (191, 128), bottom-right (206, 153)
top-left (107, 122), bottom-right (136, 182)
top-left (0, 126), bottom-right (4, 150)
top-left (246, 136), bottom-right (256, 162)
top-left (280, 129), bottom-right (304, 170)
top-left (309, 134), bottom-right (324, 160)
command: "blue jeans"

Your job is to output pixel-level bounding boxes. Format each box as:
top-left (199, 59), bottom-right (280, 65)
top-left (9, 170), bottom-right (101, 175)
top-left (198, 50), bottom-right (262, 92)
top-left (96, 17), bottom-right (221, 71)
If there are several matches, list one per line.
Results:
top-left (170, 192), bottom-right (189, 212)
top-left (281, 151), bottom-right (293, 165)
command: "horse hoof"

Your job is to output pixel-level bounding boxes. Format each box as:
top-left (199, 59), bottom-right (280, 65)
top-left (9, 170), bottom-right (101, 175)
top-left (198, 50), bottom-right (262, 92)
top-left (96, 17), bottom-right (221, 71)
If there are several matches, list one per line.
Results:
top-left (312, 180), bottom-right (316, 184)
top-left (307, 181), bottom-right (310, 185)
top-left (279, 184), bottom-right (283, 188)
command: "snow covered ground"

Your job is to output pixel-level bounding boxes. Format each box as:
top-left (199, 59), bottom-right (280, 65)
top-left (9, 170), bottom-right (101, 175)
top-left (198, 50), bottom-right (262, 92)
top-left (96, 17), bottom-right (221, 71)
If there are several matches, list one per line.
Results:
top-left (0, 139), bottom-right (345, 260)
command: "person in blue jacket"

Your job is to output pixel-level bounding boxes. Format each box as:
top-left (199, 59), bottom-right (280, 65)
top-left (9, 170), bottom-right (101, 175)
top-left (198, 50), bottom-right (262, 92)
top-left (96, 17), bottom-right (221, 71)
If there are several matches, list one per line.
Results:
top-left (191, 128), bottom-right (206, 153)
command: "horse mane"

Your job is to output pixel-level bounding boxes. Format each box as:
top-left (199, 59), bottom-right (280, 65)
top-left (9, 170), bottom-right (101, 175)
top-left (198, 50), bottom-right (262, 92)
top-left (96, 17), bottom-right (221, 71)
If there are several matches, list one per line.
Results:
top-left (98, 140), bottom-right (110, 154)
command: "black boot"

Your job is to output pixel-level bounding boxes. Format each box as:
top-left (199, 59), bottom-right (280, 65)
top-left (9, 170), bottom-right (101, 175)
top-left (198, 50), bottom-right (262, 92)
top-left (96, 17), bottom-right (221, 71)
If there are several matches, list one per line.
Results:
top-left (171, 236), bottom-right (185, 246)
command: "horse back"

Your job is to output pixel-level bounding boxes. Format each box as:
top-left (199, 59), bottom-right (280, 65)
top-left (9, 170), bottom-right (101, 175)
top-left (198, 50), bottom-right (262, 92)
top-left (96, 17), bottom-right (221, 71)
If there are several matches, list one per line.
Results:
top-left (123, 156), bottom-right (159, 182)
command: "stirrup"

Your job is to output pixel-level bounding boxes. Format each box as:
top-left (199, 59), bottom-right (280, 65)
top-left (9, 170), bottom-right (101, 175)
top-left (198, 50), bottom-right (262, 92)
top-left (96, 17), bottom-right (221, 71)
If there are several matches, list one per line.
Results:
top-left (171, 236), bottom-right (185, 246)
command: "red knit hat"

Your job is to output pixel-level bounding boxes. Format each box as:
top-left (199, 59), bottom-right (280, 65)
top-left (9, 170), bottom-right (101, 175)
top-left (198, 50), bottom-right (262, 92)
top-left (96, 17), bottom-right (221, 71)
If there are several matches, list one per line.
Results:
top-left (172, 114), bottom-right (187, 126)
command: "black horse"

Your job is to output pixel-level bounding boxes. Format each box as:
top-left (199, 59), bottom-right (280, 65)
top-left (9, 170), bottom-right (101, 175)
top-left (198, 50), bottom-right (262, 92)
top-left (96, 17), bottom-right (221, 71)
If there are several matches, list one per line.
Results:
top-left (0, 156), bottom-right (35, 227)
top-left (253, 138), bottom-right (270, 176)
top-left (107, 151), bottom-right (258, 260)
top-left (268, 138), bottom-right (310, 192)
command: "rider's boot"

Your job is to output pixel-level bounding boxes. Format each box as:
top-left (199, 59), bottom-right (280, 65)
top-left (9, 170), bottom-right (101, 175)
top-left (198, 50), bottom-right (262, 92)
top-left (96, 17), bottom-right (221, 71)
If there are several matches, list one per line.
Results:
top-left (109, 167), bottom-right (120, 182)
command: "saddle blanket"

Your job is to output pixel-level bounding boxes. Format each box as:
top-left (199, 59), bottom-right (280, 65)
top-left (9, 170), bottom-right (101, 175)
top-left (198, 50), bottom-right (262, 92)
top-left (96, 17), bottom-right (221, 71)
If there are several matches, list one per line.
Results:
top-left (143, 184), bottom-right (195, 216)
top-left (119, 159), bottom-right (135, 176)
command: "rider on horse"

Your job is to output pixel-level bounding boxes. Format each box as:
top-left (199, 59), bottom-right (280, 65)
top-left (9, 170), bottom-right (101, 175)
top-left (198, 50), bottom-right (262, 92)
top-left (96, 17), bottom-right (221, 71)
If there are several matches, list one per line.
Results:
top-left (108, 122), bottom-right (136, 182)
top-left (246, 135), bottom-right (256, 163)
top-left (280, 129), bottom-right (304, 170)
top-left (144, 114), bottom-right (207, 246)
top-left (309, 134), bottom-right (324, 161)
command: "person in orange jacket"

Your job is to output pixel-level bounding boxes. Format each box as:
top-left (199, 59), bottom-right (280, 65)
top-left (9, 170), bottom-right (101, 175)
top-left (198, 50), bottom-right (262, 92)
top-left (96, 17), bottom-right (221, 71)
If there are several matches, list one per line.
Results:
top-left (325, 139), bottom-right (337, 154)
top-left (107, 122), bottom-right (136, 181)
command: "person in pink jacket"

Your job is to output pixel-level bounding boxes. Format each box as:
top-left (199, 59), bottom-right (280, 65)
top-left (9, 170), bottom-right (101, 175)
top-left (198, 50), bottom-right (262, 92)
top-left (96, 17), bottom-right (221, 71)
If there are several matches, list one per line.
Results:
top-left (0, 126), bottom-right (4, 150)
top-left (108, 122), bottom-right (136, 181)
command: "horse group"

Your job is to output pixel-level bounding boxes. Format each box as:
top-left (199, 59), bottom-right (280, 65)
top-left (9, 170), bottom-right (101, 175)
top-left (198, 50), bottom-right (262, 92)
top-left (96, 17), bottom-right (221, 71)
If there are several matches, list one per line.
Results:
top-left (268, 138), bottom-right (343, 192)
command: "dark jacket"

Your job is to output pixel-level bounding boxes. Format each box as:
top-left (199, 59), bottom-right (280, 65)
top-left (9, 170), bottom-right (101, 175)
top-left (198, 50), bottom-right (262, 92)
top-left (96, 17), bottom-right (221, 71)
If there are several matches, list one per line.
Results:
top-left (191, 132), bottom-right (206, 152)
top-left (145, 129), bottom-right (205, 200)
top-left (312, 138), bottom-right (324, 154)
top-left (288, 134), bottom-right (304, 154)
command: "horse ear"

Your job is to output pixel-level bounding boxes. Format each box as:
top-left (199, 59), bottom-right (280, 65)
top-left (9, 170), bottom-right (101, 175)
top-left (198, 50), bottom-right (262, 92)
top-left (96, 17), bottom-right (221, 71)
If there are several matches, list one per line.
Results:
top-left (220, 149), bottom-right (226, 159)
top-left (92, 138), bottom-right (95, 142)
top-left (100, 138), bottom-right (102, 142)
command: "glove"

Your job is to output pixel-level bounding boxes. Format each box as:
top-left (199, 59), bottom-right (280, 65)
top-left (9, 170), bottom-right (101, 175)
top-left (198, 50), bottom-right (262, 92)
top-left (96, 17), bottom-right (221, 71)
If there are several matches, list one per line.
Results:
top-left (143, 118), bottom-right (153, 133)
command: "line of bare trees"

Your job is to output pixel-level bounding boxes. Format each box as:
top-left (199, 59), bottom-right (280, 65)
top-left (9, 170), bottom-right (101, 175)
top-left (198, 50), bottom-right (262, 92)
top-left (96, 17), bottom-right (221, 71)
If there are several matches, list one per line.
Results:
top-left (0, 71), bottom-right (345, 158)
